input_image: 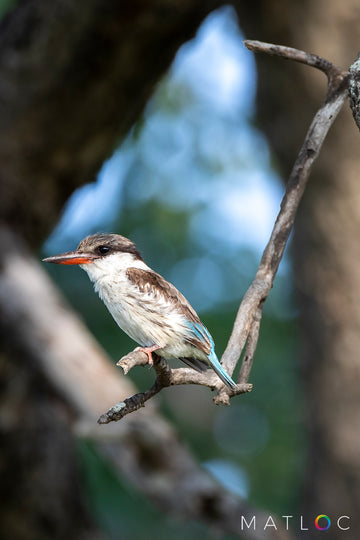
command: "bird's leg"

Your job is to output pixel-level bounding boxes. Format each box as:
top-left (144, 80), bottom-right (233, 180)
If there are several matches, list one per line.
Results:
top-left (134, 345), bottom-right (161, 367)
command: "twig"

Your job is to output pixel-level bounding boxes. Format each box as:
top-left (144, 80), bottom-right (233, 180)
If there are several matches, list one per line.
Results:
top-left (98, 354), bottom-right (171, 423)
top-left (98, 41), bottom-right (349, 423)
top-left (244, 40), bottom-right (345, 83)
top-left (97, 380), bottom-right (161, 424)
top-left (99, 352), bottom-right (252, 423)
top-left (349, 54), bottom-right (360, 131)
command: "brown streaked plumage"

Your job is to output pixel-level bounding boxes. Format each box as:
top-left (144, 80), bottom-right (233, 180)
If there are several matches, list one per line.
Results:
top-left (126, 268), bottom-right (212, 356)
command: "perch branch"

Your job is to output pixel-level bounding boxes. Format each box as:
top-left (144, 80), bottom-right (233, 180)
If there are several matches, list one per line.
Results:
top-left (98, 41), bottom-right (350, 423)
top-left (99, 353), bottom-right (252, 424)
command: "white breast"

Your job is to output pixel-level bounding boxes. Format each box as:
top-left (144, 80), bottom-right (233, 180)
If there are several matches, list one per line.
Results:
top-left (80, 253), bottom-right (204, 360)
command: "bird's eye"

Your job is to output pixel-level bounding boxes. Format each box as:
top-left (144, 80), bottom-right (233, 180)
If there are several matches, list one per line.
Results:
top-left (98, 245), bottom-right (111, 255)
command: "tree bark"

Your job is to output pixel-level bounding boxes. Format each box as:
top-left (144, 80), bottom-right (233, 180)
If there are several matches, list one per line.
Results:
top-left (0, 0), bottom-right (220, 246)
top-left (235, 0), bottom-right (360, 535)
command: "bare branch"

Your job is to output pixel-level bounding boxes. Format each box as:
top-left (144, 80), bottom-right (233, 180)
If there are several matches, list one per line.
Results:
top-left (99, 350), bottom-right (252, 423)
top-left (98, 354), bottom-right (171, 424)
top-left (349, 54), bottom-right (360, 131)
top-left (97, 381), bottom-right (161, 424)
top-left (220, 43), bottom-right (349, 381)
top-left (238, 305), bottom-right (263, 384)
top-left (244, 40), bottom-right (347, 86)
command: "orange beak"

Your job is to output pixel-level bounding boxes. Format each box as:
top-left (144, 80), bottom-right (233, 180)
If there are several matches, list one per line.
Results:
top-left (42, 250), bottom-right (96, 265)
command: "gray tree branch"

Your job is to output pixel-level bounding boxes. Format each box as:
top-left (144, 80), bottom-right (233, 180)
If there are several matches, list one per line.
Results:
top-left (349, 54), bottom-right (360, 131)
top-left (99, 352), bottom-right (252, 424)
top-left (221, 42), bottom-right (349, 378)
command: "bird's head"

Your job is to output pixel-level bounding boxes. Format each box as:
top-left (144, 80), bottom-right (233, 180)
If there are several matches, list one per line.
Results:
top-left (43, 233), bottom-right (143, 279)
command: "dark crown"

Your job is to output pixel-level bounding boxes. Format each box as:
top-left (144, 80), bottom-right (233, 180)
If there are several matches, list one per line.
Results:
top-left (77, 233), bottom-right (143, 260)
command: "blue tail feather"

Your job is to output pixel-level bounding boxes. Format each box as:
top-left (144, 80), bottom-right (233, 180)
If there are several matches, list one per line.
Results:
top-left (208, 348), bottom-right (237, 390)
top-left (186, 320), bottom-right (237, 389)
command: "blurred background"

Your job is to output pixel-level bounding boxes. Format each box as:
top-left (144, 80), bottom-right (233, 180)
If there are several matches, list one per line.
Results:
top-left (1, 1), bottom-right (360, 539)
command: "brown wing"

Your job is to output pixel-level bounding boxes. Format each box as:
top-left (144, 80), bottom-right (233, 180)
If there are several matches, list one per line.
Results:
top-left (126, 267), bottom-right (211, 355)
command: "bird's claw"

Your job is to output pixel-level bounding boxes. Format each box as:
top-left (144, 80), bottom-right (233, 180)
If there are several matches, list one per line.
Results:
top-left (134, 345), bottom-right (160, 368)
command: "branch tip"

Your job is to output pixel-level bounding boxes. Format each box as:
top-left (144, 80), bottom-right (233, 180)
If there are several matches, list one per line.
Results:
top-left (116, 350), bottom-right (148, 374)
top-left (243, 39), bottom-right (344, 83)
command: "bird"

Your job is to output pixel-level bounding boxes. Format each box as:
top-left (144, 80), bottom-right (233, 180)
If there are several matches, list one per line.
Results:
top-left (43, 233), bottom-right (237, 389)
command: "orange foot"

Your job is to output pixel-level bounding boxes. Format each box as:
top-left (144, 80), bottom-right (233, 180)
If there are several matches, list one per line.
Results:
top-left (135, 345), bottom-right (161, 366)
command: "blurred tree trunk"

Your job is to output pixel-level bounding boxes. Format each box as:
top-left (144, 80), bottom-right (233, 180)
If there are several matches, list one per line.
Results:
top-left (0, 1), bottom-right (220, 538)
top-left (0, 0), bottom-right (220, 247)
top-left (236, 0), bottom-right (360, 535)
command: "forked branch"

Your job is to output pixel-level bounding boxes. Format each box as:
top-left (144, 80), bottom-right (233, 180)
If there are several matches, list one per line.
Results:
top-left (99, 41), bottom-right (350, 425)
